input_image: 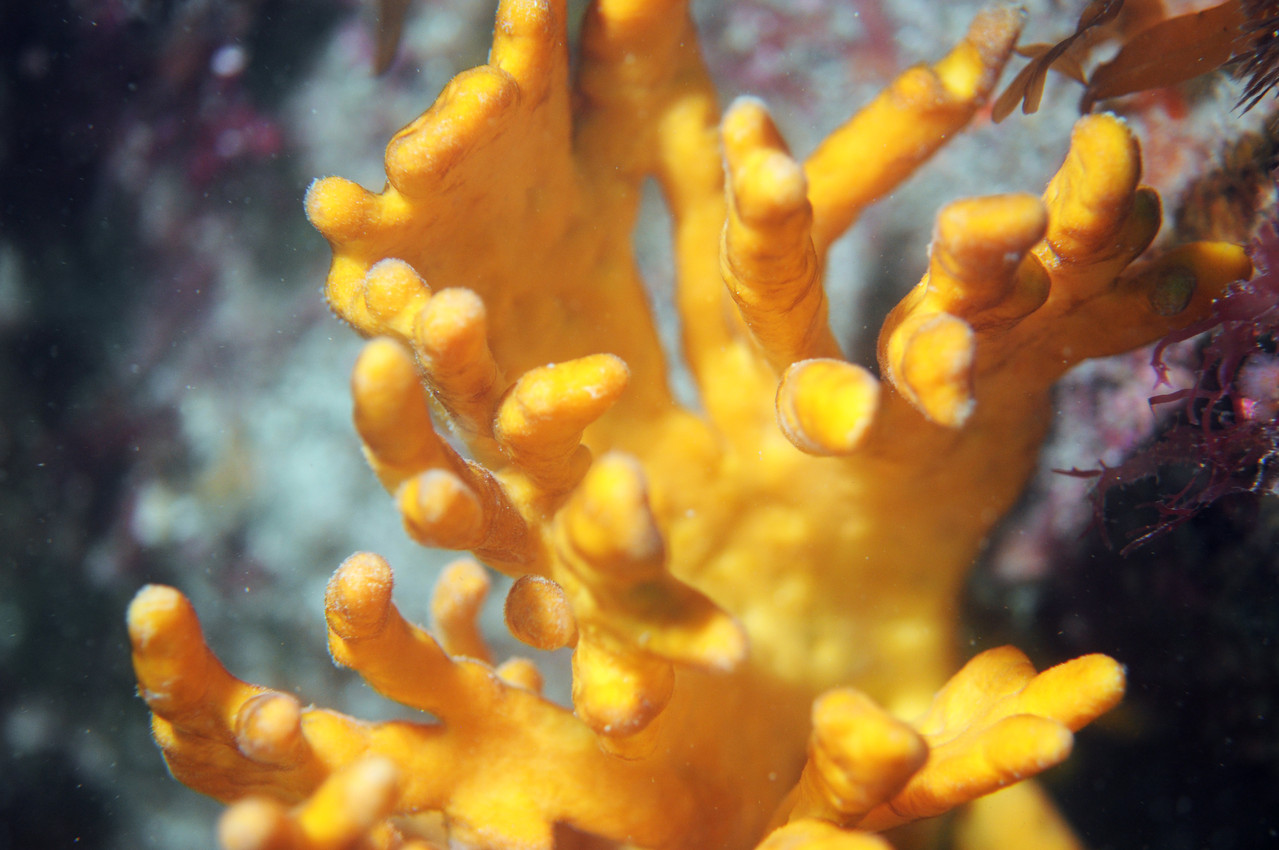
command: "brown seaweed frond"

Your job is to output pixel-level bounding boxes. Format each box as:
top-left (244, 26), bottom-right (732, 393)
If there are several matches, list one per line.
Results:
top-left (992, 0), bottom-right (1123, 122)
top-left (995, 0), bottom-right (1279, 120)
top-left (1081, 1), bottom-right (1248, 112)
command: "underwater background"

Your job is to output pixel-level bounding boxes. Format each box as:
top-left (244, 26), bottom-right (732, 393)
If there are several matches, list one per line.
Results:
top-left (2, 0), bottom-right (1277, 847)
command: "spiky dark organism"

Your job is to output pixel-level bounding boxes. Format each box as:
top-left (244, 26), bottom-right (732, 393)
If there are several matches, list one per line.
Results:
top-left (1238, 0), bottom-right (1279, 112)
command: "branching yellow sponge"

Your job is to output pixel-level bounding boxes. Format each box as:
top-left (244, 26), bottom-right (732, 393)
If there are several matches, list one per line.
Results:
top-left (129, 1), bottom-right (1251, 848)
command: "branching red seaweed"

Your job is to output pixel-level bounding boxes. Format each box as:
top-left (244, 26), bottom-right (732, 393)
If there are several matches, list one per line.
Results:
top-left (1080, 214), bottom-right (1279, 552)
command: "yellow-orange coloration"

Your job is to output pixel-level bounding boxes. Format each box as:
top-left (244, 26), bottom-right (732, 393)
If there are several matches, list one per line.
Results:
top-left (127, 1), bottom-right (1253, 849)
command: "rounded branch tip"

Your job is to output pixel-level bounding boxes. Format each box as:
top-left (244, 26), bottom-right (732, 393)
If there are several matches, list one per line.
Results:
top-left (385, 66), bottom-right (521, 197)
top-left (416, 288), bottom-right (489, 362)
top-left (733, 150), bottom-right (809, 224)
top-left (895, 314), bottom-right (976, 428)
top-left (362, 259), bottom-right (431, 328)
top-left (234, 692), bottom-right (305, 765)
top-left (126, 584), bottom-right (193, 645)
top-left (506, 574), bottom-right (578, 651)
top-left (219, 797), bottom-right (294, 850)
top-left (935, 194), bottom-right (1047, 273)
top-left (352, 337), bottom-right (418, 403)
top-left (304, 176), bottom-right (374, 244)
top-left (399, 468), bottom-right (486, 549)
top-left (777, 359), bottom-right (880, 456)
top-left (326, 552), bottom-right (395, 641)
top-left (564, 452), bottom-right (665, 575)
